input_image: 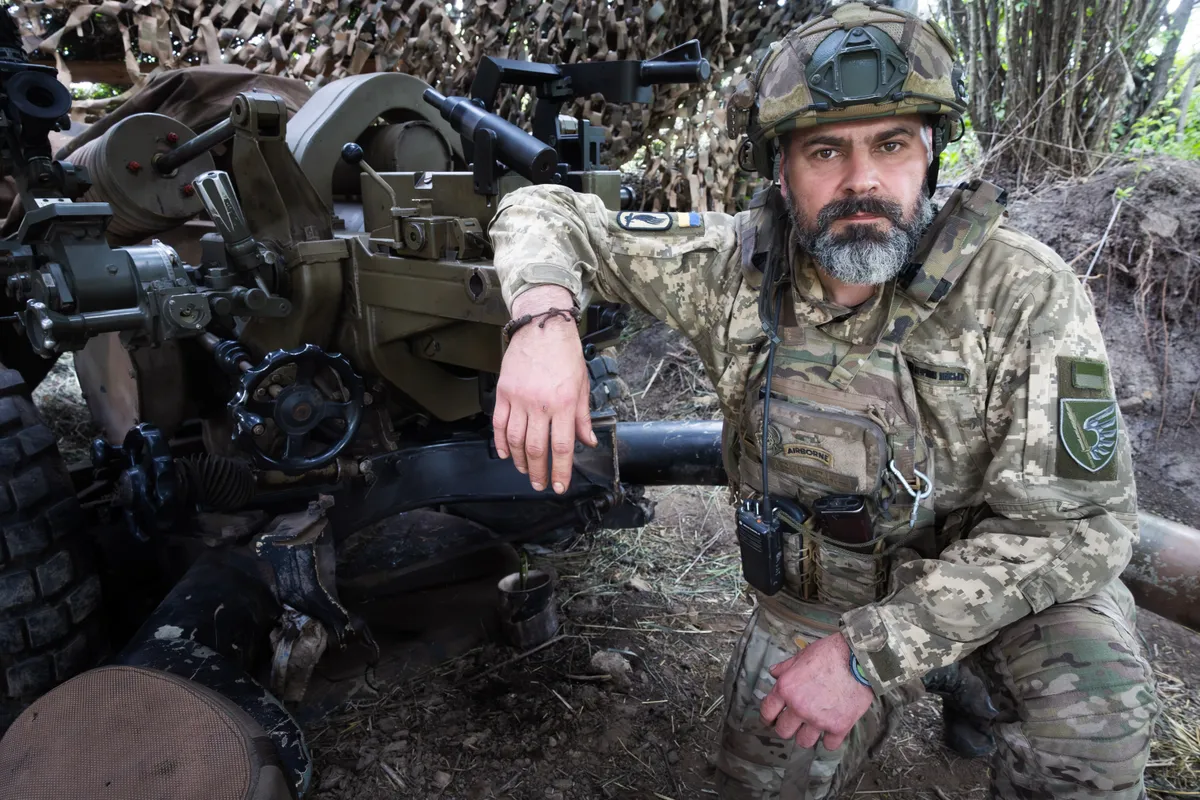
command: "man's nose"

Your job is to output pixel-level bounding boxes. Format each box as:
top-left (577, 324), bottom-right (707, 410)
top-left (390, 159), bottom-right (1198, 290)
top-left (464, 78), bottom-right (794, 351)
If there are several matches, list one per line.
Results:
top-left (841, 149), bottom-right (880, 196)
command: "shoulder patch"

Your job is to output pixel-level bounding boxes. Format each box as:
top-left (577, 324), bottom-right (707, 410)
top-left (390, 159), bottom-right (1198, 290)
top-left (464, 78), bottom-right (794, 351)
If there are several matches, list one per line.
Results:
top-left (1055, 356), bottom-right (1118, 481)
top-left (1059, 399), bottom-right (1119, 474)
top-left (617, 211), bottom-right (673, 231)
top-left (673, 211), bottom-right (704, 229)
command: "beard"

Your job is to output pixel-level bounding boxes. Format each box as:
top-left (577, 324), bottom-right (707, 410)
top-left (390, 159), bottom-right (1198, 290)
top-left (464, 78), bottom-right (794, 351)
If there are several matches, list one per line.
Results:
top-left (785, 189), bottom-right (934, 286)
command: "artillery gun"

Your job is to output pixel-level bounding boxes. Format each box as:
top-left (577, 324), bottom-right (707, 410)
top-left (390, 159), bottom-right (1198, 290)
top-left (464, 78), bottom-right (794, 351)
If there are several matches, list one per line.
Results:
top-left (0, 11), bottom-right (726, 794)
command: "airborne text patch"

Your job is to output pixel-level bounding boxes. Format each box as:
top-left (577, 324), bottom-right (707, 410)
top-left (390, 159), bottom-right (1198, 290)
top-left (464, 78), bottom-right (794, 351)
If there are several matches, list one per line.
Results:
top-left (782, 443), bottom-right (833, 467)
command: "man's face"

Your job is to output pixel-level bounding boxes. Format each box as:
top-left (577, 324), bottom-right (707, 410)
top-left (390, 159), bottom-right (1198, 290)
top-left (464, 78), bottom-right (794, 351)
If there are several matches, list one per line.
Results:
top-left (779, 116), bottom-right (934, 287)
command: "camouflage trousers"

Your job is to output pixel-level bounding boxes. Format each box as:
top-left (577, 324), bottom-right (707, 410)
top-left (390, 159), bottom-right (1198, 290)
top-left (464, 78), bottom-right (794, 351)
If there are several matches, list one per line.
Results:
top-left (714, 579), bottom-right (1161, 800)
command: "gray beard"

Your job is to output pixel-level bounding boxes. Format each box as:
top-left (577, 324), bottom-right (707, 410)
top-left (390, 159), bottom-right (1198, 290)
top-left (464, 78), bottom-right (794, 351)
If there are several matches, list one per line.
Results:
top-left (785, 190), bottom-right (934, 286)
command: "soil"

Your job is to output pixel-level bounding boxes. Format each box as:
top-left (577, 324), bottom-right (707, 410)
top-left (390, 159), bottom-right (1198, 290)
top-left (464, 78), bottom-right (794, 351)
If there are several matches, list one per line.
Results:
top-left (1004, 157), bottom-right (1200, 527)
top-left (23, 157), bottom-right (1200, 799)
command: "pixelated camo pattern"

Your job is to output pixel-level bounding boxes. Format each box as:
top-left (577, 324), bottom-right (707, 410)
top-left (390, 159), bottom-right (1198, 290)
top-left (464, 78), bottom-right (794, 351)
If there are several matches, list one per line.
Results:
top-left (489, 181), bottom-right (1138, 700)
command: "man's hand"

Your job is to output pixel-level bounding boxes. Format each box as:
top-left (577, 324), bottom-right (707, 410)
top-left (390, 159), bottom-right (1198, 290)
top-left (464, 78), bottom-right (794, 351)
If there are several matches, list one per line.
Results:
top-left (759, 633), bottom-right (875, 751)
top-left (493, 284), bottom-right (597, 494)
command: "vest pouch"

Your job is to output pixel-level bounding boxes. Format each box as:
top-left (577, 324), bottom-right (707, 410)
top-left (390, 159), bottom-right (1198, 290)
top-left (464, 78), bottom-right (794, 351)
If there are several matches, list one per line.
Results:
top-left (739, 395), bottom-right (902, 609)
top-left (739, 397), bottom-right (889, 502)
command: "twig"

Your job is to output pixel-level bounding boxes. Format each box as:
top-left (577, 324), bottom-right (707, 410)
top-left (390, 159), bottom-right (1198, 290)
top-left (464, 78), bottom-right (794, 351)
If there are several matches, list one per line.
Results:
top-left (379, 761), bottom-right (407, 790)
top-left (700, 695), bottom-right (724, 719)
top-left (464, 635), bottom-right (566, 683)
top-left (618, 738), bottom-right (655, 774)
top-left (637, 358), bottom-right (666, 398)
top-left (1158, 256), bottom-right (1173, 440)
top-left (1084, 198), bottom-right (1123, 280)
top-left (654, 741), bottom-right (682, 798)
top-left (496, 769), bottom-right (526, 794)
top-left (542, 683), bottom-right (576, 713)
top-left (674, 529), bottom-right (726, 583)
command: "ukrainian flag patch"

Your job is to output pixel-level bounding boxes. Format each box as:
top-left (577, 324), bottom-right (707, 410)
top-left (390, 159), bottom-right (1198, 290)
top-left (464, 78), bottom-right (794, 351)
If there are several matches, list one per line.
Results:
top-left (674, 211), bottom-right (703, 228)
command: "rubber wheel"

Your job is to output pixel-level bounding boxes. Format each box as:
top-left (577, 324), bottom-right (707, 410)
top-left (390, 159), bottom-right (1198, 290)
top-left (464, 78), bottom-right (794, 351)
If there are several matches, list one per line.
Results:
top-left (0, 324), bottom-right (57, 393)
top-left (0, 364), bottom-right (105, 732)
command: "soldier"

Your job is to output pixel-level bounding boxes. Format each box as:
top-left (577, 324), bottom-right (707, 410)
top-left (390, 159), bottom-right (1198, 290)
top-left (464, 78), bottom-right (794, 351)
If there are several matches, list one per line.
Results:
top-left (487, 3), bottom-right (1161, 798)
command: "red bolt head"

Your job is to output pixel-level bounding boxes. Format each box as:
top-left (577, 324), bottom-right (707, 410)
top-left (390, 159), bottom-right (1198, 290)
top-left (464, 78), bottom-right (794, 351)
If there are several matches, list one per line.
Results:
top-left (126, 160), bottom-right (142, 173)
top-left (181, 183), bottom-right (195, 197)
top-left (166, 132), bottom-right (179, 144)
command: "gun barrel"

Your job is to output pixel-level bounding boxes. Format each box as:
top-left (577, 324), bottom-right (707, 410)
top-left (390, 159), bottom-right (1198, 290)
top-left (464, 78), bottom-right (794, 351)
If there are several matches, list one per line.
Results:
top-left (423, 88), bottom-right (559, 184)
top-left (640, 59), bottom-right (712, 85)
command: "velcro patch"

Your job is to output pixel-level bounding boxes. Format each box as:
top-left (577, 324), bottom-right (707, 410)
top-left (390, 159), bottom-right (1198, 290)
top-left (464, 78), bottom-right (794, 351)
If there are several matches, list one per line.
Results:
top-left (1056, 356), bottom-right (1118, 481)
top-left (673, 211), bottom-right (703, 229)
top-left (1072, 359), bottom-right (1108, 391)
top-left (907, 360), bottom-right (970, 385)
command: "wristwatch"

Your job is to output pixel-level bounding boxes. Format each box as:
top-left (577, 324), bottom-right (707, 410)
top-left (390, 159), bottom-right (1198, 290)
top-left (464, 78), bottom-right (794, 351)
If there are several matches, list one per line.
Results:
top-left (849, 653), bottom-right (872, 688)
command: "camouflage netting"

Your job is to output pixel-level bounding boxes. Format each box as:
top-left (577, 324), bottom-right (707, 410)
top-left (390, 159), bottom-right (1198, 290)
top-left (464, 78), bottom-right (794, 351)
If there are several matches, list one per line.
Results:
top-left (14, 0), bottom-right (822, 212)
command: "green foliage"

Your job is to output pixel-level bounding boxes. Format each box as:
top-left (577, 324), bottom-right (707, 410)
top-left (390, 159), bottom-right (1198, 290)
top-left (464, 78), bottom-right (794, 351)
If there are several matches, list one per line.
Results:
top-left (69, 82), bottom-right (122, 100)
top-left (1121, 69), bottom-right (1200, 161)
top-left (937, 117), bottom-right (984, 182)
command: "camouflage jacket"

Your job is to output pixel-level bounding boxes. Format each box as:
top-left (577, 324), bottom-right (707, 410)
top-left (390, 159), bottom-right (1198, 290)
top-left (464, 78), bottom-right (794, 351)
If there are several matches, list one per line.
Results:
top-left (489, 184), bottom-right (1137, 694)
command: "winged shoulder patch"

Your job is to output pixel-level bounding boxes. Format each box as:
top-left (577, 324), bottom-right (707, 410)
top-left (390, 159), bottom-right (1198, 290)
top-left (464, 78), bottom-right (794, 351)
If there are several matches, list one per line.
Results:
top-left (616, 211), bottom-right (672, 231)
top-left (1059, 399), bottom-right (1119, 473)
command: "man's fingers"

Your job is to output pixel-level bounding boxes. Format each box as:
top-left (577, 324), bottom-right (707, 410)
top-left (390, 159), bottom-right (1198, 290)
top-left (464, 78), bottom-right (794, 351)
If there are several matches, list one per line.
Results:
top-left (773, 708), bottom-right (804, 741)
top-left (759, 691), bottom-right (786, 727)
top-left (768, 654), bottom-right (800, 678)
top-left (524, 412), bottom-right (550, 491)
top-left (794, 722), bottom-right (822, 749)
top-left (506, 410), bottom-right (529, 475)
top-left (493, 395), bottom-right (511, 459)
top-left (549, 410), bottom-right (575, 494)
top-left (575, 376), bottom-right (597, 448)
top-left (821, 730), bottom-right (847, 751)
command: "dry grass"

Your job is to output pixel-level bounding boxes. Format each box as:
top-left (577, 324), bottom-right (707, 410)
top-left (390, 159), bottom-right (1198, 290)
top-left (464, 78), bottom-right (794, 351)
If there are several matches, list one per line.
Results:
top-left (30, 355), bottom-right (98, 464)
top-left (1146, 667), bottom-right (1200, 796)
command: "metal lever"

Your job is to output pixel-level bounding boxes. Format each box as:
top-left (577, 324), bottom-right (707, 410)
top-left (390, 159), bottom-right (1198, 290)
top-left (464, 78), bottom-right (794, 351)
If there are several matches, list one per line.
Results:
top-left (194, 169), bottom-right (259, 272)
top-left (341, 143), bottom-right (403, 244)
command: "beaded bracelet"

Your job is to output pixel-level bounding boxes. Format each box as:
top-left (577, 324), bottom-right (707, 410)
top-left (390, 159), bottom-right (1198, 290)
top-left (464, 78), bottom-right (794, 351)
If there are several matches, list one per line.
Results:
top-left (502, 306), bottom-right (582, 344)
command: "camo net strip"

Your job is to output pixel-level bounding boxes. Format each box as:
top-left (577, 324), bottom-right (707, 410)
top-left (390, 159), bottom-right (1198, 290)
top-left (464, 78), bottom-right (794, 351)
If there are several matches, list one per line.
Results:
top-left (16, 1), bottom-right (820, 212)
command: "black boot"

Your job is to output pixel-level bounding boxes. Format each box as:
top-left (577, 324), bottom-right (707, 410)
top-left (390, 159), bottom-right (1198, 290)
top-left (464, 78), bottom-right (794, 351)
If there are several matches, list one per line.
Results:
top-left (922, 662), bottom-right (998, 758)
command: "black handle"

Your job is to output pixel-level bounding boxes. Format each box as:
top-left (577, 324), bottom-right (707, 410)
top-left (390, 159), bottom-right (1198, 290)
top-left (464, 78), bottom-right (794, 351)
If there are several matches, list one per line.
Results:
top-left (640, 59), bottom-right (712, 85)
top-left (341, 142), bottom-right (365, 165)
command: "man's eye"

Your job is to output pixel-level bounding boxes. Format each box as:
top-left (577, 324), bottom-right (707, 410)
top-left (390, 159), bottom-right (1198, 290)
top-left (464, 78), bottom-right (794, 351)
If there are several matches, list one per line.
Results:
top-left (813, 149), bottom-right (837, 160)
top-left (881, 141), bottom-right (903, 153)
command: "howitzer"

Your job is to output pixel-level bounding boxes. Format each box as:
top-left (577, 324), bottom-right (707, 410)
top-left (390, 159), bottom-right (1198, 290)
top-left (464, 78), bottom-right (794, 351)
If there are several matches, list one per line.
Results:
top-left (0, 20), bottom-right (1197, 800)
top-left (0, 27), bottom-right (719, 797)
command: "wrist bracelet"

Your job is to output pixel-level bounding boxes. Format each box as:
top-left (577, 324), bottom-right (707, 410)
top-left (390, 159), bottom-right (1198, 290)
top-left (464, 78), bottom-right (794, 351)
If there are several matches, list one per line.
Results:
top-left (502, 306), bottom-right (582, 344)
top-left (849, 653), bottom-right (871, 688)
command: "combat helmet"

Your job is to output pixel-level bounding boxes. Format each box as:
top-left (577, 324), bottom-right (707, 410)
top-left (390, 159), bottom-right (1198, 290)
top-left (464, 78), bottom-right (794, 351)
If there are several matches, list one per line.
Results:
top-left (728, 1), bottom-right (968, 194)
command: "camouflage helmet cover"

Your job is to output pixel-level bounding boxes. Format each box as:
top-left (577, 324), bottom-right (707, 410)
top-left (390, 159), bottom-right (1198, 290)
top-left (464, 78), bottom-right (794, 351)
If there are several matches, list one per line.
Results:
top-left (730, 2), bottom-right (967, 175)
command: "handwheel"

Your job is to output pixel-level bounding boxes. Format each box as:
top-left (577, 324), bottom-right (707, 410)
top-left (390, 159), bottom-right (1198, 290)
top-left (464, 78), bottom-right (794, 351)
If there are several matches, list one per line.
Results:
top-left (229, 344), bottom-right (364, 474)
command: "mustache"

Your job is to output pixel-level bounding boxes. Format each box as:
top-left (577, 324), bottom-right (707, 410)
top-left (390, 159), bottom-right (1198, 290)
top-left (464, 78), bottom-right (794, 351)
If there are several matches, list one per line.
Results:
top-left (815, 196), bottom-right (906, 230)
